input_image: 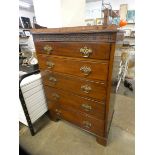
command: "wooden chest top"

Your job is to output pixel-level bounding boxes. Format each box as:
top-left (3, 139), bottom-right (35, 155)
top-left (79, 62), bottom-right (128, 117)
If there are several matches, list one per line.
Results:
top-left (31, 25), bottom-right (119, 43)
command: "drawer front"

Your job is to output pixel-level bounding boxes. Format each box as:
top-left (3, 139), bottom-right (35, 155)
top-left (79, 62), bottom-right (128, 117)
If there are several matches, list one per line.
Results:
top-left (35, 41), bottom-right (110, 60)
top-left (45, 86), bottom-right (105, 119)
top-left (49, 105), bottom-right (105, 137)
top-left (41, 71), bottom-right (106, 101)
top-left (37, 55), bottom-right (109, 81)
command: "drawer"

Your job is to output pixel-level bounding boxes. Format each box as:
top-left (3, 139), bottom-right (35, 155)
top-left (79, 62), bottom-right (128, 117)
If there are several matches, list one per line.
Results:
top-left (37, 55), bottom-right (109, 81)
top-left (35, 41), bottom-right (111, 60)
top-left (49, 105), bottom-right (105, 137)
top-left (45, 86), bottom-right (105, 119)
top-left (41, 71), bottom-right (106, 101)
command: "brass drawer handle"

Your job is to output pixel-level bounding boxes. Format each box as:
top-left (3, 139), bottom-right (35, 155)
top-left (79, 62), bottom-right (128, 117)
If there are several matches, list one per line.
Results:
top-left (55, 109), bottom-right (61, 114)
top-left (80, 66), bottom-right (91, 76)
top-left (83, 121), bottom-right (91, 129)
top-left (51, 93), bottom-right (60, 101)
top-left (49, 76), bottom-right (57, 85)
top-left (81, 104), bottom-right (92, 111)
top-left (43, 45), bottom-right (53, 54)
top-left (46, 61), bottom-right (55, 69)
top-left (80, 46), bottom-right (92, 58)
top-left (55, 109), bottom-right (61, 118)
top-left (81, 85), bottom-right (92, 93)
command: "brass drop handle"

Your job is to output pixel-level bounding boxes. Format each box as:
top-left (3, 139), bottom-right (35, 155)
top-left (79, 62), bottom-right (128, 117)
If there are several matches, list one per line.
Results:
top-left (51, 93), bottom-right (60, 101)
top-left (49, 76), bottom-right (57, 85)
top-left (81, 85), bottom-right (92, 93)
top-left (46, 61), bottom-right (55, 69)
top-left (80, 46), bottom-right (92, 58)
top-left (55, 109), bottom-right (61, 117)
top-left (80, 66), bottom-right (91, 76)
top-left (83, 121), bottom-right (91, 129)
top-left (81, 104), bottom-right (92, 111)
top-left (43, 45), bottom-right (53, 54)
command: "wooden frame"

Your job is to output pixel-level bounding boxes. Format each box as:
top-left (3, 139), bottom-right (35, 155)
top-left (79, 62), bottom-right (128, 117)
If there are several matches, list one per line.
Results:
top-left (96, 18), bottom-right (103, 25)
top-left (85, 19), bottom-right (95, 26)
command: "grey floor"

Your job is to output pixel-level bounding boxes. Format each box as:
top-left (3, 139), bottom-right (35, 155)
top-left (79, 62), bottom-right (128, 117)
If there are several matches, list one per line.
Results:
top-left (20, 83), bottom-right (135, 155)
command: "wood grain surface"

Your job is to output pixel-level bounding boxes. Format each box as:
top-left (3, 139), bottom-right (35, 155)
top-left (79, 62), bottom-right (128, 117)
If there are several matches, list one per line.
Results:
top-left (45, 86), bottom-right (105, 119)
top-left (41, 71), bottom-right (107, 101)
top-left (35, 41), bottom-right (110, 60)
top-left (49, 104), bottom-right (105, 137)
top-left (37, 55), bottom-right (109, 81)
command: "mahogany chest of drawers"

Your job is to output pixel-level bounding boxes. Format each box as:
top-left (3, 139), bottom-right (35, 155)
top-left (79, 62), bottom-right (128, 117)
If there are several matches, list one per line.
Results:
top-left (32, 25), bottom-right (120, 146)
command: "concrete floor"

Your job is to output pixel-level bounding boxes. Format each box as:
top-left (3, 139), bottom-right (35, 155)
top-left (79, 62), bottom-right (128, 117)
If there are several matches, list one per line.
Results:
top-left (20, 92), bottom-right (135, 155)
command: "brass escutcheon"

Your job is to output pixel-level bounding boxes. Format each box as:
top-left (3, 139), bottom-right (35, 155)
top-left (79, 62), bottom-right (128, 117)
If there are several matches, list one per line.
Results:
top-left (83, 121), bottom-right (92, 128)
top-left (43, 45), bottom-right (53, 54)
top-left (80, 66), bottom-right (91, 76)
top-left (46, 61), bottom-right (55, 69)
top-left (81, 104), bottom-right (92, 111)
top-left (51, 93), bottom-right (60, 101)
top-left (55, 109), bottom-right (61, 118)
top-left (81, 85), bottom-right (92, 93)
top-left (49, 76), bottom-right (57, 85)
top-left (80, 46), bottom-right (92, 58)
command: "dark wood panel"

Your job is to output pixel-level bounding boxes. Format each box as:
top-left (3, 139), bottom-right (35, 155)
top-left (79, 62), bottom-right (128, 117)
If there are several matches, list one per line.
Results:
top-left (31, 25), bottom-right (118, 34)
top-left (44, 86), bottom-right (105, 119)
top-left (41, 71), bottom-right (107, 101)
top-left (35, 41), bottom-right (110, 60)
top-left (37, 55), bottom-right (109, 81)
top-left (49, 105), bottom-right (105, 137)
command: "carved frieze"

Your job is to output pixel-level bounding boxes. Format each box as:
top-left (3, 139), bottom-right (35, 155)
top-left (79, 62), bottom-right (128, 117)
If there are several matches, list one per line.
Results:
top-left (33, 33), bottom-right (116, 42)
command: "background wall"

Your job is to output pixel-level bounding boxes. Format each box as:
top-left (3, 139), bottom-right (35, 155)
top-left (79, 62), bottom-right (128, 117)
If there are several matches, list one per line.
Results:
top-left (33, 0), bottom-right (85, 28)
top-left (109, 0), bottom-right (135, 10)
top-left (61, 0), bottom-right (85, 27)
top-left (33, 0), bottom-right (62, 28)
top-left (20, 0), bottom-right (135, 27)
top-left (85, 0), bottom-right (135, 19)
top-left (85, 0), bottom-right (102, 19)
